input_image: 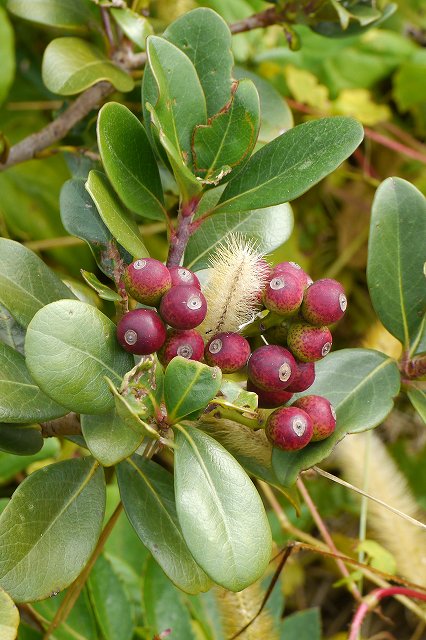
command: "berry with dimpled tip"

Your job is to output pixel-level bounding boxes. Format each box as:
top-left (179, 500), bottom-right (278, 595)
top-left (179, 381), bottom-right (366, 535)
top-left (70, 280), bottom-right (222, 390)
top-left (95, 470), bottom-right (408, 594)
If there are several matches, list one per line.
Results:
top-left (204, 332), bottom-right (251, 373)
top-left (159, 285), bottom-right (207, 330)
top-left (157, 328), bottom-right (204, 366)
top-left (301, 278), bottom-right (347, 325)
top-left (263, 271), bottom-right (305, 317)
top-left (266, 406), bottom-right (313, 451)
top-left (287, 323), bottom-right (332, 363)
top-left (247, 344), bottom-right (297, 392)
top-left (168, 266), bottom-right (201, 289)
top-left (292, 395), bottom-right (336, 441)
top-left (124, 258), bottom-right (171, 306)
top-left (273, 261), bottom-right (313, 289)
top-left (286, 361), bottom-right (315, 393)
top-left (247, 379), bottom-right (293, 409)
top-left (117, 309), bottom-right (166, 355)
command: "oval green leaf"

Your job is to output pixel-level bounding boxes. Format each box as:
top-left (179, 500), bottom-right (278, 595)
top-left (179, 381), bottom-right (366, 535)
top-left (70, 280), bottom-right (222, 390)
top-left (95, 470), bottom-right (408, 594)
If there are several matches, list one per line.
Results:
top-left (0, 303), bottom-right (25, 354)
top-left (0, 586), bottom-right (19, 640)
top-left (97, 102), bottom-right (166, 221)
top-left (164, 357), bottom-right (222, 424)
top-left (143, 555), bottom-right (199, 640)
top-left (0, 438), bottom-right (59, 486)
top-left (272, 349), bottom-right (401, 487)
top-left (33, 588), bottom-right (97, 640)
top-left (88, 554), bottom-right (134, 640)
top-left (174, 424), bottom-right (272, 591)
top-left (86, 170), bottom-right (149, 259)
top-left (163, 7), bottom-right (233, 117)
top-left (81, 407), bottom-right (146, 468)
top-left (81, 271), bottom-right (121, 302)
top-left (7, 0), bottom-right (94, 31)
top-left (0, 457), bottom-right (105, 602)
top-left (146, 35), bottom-right (207, 168)
top-left (0, 238), bottom-right (75, 328)
top-left (185, 202), bottom-right (293, 270)
top-left (408, 387), bottom-right (426, 425)
top-left (110, 7), bottom-right (153, 49)
top-left (367, 177), bottom-right (426, 348)
top-left (212, 117), bottom-right (364, 214)
top-left (0, 423), bottom-right (43, 455)
top-left (25, 300), bottom-right (133, 415)
top-left (192, 79), bottom-right (260, 182)
top-left (42, 37), bottom-right (134, 95)
top-left (117, 456), bottom-right (211, 594)
top-left (0, 341), bottom-right (67, 423)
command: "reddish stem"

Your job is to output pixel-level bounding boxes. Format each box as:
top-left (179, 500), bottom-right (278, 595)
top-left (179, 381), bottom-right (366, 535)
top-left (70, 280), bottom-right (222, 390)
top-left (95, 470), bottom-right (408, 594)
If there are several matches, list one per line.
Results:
top-left (348, 587), bottom-right (426, 640)
top-left (166, 197), bottom-right (201, 267)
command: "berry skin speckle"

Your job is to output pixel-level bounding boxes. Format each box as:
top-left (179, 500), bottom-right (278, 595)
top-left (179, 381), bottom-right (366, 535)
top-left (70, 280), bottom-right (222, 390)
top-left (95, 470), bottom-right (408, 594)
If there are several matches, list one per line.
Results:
top-left (301, 278), bottom-right (347, 325)
top-left (292, 395), bottom-right (336, 441)
top-left (159, 285), bottom-right (207, 330)
top-left (263, 271), bottom-right (305, 316)
top-left (266, 406), bottom-right (313, 450)
top-left (168, 266), bottom-right (201, 289)
top-left (204, 332), bottom-right (251, 373)
top-left (117, 309), bottom-right (166, 355)
top-left (247, 379), bottom-right (293, 409)
top-left (287, 323), bottom-right (332, 362)
top-left (157, 328), bottom-right (204, 366)
top-left (247, 344), bottom-right (297, 392)
top-left (124, 258), bottom-right (171, 306)
top-left (286, 361), bottom-right (315, 393)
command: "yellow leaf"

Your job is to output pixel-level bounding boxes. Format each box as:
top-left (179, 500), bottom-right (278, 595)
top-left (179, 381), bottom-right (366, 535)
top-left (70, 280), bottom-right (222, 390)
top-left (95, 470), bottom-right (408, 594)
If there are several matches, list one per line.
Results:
top-left (333, 88), bottom-right (391, 125)
top-left (284, 65), bottom-right (330, 110)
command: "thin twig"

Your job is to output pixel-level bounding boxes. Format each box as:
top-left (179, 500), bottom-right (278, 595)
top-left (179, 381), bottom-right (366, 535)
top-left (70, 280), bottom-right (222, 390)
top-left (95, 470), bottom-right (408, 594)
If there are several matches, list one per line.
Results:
top-left (40, 413), bottom-right (81, 438)
top-left (297, 477), bottom-right (362, 601)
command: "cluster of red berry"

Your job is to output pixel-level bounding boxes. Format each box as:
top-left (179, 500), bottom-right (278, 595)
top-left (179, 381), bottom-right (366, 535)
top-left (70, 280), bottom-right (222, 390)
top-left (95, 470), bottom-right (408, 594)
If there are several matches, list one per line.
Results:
top-left (116, 258), bottom-right (347, 453)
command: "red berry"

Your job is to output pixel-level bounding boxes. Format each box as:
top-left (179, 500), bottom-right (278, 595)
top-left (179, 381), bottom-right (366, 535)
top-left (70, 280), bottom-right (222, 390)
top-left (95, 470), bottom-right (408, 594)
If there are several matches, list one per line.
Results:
top-left (263, 271), bottom-right (305, 316)
top-left (266, 406), bottom-right (313, 451)
top-left (124, 258), bottom-right (171, 306)
top-left (157, 328), bottom-right (204, 366)
top-left (273, 262), bottom-right (312, 289)
top-left (287, 323), bottom-right (332, 362)
top-left (247, 380), bottom-right (293, 409)
top-left (292, 395), bottom-right (336, 441)
top-left (159, 285), bottom-right (207, 330)
top-left (286, 361), bottom-right (315, 393)
top-left (204, 332), bottom-right (251, 373)
top-left (117, 309), bottom-right (166, 355)
top-left (168, 266), bottom-right (201, 289)
top-left (247, 345), bottom-right (297, 392)
top-left (301, 278), bottom-right (347, 325)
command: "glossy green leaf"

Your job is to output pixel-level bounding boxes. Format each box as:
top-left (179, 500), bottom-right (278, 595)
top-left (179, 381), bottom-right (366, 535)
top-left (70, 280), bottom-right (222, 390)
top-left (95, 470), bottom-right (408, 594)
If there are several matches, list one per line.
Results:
top-left (272, 349), bottom-right (401, 487)
top-left (0, 586), bottom-right (19, 640)
top-left (146, 36), bottom-right (207, 167)
top-left (81, 270), bottom-right (121, 302)
top-left (408, 387), bottom-right (426, 425)
top-left (0, 303), bottom-right (25, 354)
top-left (234, 67), bottom-right (293, 144)
top-left (97, 102), bottom-right (165, 221)
top-left (163, 7), bottom-right (233, 117)
top-left (211, 117), bottom-right (364, 214)
top-left (86, 170), bottom-right (149, 259)
top-left (0, 7), bottom-right (15, 106)
top-left (394, 51), bottom-right (426, 111)
top-left (25, 300), bottom-right (133, 415)
top-left (117, 456), bottom-right (211, 594)
top-left (164, 357), bottom-right (222, 424)
top-left (0, 342), bottom-right (67, 423)
top-left (7, 0), bottom-right (94, 31)
top-left (107, 379), bottom-right (160, 442)
top-left (367, 177), bottom-right (426, 348)
top-left (60, 178), bottom-right (130, 278)
top-left (42, 37), bottom-right (134, 95)
top-left (81, 408), bottom-right (146, 467)
top-left (412, 317), bottom-right (426, 356)
top-left (185, 202), bottom-right (293, 270)
top-left (0, 238), bottom-right (75, 328)
top-left (32, 588), bottom-right (97, 640)
top-left (0, 457), bottom-right (105, 602)
top-left (0, 424), bottom-right (43, 456)
top-left (110, 7), bottom-right (153, 49)
top-left (88, 554), bottom-right (134, 640)
top-left (0, 439), bottom-right (59, 486)
top-left (192, 79), bottom-right (260, 181)
top-left (174, 424), bottom-right (272, 591)
top-left (281, 608), bottom-right (321, 640)
top-left (143, 555), bottom-right (198, 640)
